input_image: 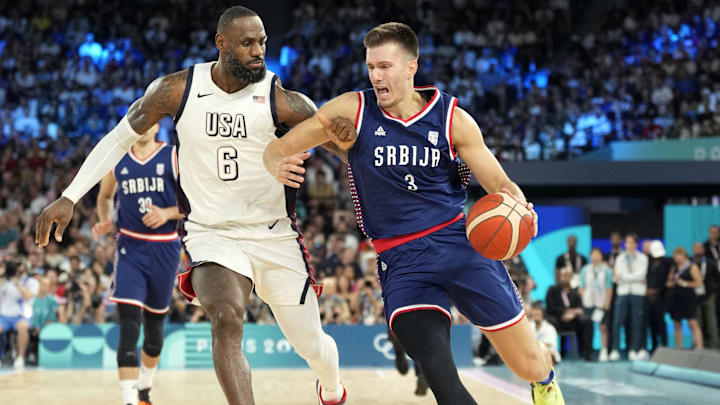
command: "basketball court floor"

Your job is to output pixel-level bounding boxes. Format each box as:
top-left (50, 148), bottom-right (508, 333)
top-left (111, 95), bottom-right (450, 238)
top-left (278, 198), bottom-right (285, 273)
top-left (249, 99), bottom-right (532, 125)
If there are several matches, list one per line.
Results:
top-left (1, 361), bottom-right (717, 404)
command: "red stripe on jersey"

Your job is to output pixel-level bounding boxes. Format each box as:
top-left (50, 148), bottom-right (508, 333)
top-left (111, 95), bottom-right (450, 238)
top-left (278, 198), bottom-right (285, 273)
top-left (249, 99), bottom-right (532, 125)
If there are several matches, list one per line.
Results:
top-left (354, 91), bottom-right (362, 129)
top-left (373, 213), bottom-right (464, 254)
top-left (448, 97), bottom-right (458, 160)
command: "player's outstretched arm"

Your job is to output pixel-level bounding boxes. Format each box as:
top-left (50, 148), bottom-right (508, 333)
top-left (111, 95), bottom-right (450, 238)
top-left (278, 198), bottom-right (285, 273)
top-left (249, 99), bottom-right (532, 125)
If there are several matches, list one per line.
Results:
top-left (264, 91), bottom-right (358, 188)
top-left (452, 107), bottom-right (538, 237)
top-left (274, 80), bottom-right (355, 162)
top-left (35, 70), bottom-right (188, 247)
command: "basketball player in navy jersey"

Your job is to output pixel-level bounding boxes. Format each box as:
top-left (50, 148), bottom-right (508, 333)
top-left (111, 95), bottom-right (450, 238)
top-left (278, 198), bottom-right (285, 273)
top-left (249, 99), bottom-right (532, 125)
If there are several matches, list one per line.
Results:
top-left (35, 6), bottom-right (354, 405)
top-left (264, 23), bottom-right (564, 405)
top-left (92, 123), bottom-right (183, 405)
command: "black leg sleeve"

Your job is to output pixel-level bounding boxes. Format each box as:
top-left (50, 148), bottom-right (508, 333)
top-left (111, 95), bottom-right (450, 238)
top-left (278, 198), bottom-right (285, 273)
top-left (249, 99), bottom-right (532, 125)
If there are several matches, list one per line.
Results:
top-left (392, 310), bottom-right (477, 405)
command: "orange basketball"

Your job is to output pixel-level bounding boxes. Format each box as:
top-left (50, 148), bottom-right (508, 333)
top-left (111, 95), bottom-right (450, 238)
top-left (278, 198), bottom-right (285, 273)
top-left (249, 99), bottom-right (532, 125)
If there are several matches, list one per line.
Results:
top-left (465, 192), bottom-right (534, 260)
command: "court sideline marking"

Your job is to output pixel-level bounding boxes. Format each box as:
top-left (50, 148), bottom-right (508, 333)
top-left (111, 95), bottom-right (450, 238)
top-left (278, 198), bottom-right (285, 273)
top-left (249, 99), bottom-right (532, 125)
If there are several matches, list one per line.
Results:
top-left (461, 368), bottom-right (532, 404)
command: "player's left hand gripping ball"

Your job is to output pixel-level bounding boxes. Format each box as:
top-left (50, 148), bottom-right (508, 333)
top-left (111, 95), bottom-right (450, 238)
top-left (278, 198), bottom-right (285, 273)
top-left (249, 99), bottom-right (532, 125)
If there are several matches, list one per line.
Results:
top-left (501, 187), bottom-right (538, 237)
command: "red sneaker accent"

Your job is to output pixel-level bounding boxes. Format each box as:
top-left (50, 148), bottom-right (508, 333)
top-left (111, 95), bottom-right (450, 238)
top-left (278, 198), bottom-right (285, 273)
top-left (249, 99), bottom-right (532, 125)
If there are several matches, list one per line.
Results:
top-left (317, 381), bottom-right (347, 405)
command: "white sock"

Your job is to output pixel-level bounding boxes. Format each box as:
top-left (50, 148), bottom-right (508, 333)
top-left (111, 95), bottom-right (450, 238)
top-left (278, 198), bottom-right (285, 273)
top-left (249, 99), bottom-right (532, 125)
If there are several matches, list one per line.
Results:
top-left (138, 363), bottom-right (157, 391)
top-left (120, 380), bottom-right (138, 405)
top-left (270, 294), bottom-right (342, 401)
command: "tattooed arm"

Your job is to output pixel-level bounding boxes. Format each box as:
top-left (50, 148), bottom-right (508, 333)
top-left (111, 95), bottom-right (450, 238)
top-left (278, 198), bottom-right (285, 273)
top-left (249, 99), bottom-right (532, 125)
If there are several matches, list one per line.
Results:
top-left (265, 88), bottom-right (358, 188)
top-left (126, 69), bottom-right (188, 132)
top-left (273, 79), bottom-right (351, 162)
top-left (35, 70), bottom-right (188, 247)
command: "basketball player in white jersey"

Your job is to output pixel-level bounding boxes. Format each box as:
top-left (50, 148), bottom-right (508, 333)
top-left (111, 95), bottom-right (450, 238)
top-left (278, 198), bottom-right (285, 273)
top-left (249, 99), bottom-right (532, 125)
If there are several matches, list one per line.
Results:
top-left (35, 6), bottom-right (353, 405)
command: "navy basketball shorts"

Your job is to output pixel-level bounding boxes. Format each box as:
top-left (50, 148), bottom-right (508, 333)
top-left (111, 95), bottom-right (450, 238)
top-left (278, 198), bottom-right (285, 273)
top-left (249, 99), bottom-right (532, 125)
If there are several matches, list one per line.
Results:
top-left (377, 219), bottom-right (525, 332)
top-left (110, 234), bottom-right (182, 314)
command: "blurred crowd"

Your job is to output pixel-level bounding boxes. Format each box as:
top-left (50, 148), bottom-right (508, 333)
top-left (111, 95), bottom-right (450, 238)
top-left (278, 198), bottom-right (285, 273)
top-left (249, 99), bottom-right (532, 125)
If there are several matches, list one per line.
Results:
top-left (1, 1), bottom-right (719, 164)
top-left (511, 225), bottom-right (720, 365)
top-left (283, 0), bottom-right (720, 160)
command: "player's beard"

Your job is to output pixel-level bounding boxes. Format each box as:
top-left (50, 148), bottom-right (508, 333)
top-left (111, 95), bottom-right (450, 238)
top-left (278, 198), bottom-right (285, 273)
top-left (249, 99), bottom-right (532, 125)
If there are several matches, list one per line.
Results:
top-left (225, 52), bottom-right (266, 84)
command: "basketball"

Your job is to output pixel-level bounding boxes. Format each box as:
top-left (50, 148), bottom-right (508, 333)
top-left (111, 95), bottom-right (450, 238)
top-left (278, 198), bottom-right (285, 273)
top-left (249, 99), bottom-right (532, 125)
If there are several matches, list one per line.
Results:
top-left (465, 192), bottom-right (534, 261)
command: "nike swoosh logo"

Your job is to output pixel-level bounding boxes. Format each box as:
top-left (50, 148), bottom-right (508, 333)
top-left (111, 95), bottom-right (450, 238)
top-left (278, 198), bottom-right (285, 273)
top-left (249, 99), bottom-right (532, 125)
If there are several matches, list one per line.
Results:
top-left (197, 92), bottom-right (213, 98)
top-left (268, 220), bottom-right (279, 230)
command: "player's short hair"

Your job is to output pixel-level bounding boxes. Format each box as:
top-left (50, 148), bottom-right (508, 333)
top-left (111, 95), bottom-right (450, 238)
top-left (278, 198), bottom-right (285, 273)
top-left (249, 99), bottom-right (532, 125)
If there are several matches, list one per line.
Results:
top-left (217, 6), bottom-right (258, 33)
top-left (363, 22), bottom-right (419, 59)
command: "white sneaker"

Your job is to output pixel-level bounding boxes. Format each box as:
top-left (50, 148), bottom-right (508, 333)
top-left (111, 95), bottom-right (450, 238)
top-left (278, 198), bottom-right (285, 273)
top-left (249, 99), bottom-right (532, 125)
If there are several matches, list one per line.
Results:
top-left (13, 356), bottom-right (25, 369)
top-left (628, 350), bottom-right (638, 361)
top-left (599, 348), bottom-right (609, 362)
top-left (637, 350), bottom-right (649, 361)
top-left (609, 350), bottom-right (620, 361)
top-left (472, 356), bottom-right (487, 367)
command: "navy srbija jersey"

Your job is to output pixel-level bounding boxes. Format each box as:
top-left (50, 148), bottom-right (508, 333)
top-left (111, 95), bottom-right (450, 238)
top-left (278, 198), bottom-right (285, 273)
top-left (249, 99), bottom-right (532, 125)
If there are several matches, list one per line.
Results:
top-left (113, 143), bottom-right (179, 236)
top-left (347, 86), bottom-right (471, 239)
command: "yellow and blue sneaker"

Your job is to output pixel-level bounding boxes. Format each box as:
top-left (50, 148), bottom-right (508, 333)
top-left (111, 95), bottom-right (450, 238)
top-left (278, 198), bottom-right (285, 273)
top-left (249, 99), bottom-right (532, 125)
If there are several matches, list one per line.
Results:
top-left (531, 370), bottom-right (565, 405)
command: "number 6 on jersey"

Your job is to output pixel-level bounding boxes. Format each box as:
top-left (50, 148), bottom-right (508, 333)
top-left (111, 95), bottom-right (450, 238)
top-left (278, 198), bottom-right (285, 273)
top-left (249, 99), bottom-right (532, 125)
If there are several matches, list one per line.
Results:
top-left (217, 146), bottom-right (239, 181)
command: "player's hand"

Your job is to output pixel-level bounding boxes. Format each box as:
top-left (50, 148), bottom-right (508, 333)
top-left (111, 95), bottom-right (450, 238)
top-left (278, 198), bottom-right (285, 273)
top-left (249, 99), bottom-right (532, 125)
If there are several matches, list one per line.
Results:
top-left (142, 205), bottom-right (170, 229)
top-left (501, 187), bottom-right (538, 238)
top-left (92, 220), bottom-right (115, 241)
top-left (316, 113), bottom-right (357, 150)
top-left (35, 196), bottom-right (74, 247)
top-left (272, 152), bottom-right (311, 189)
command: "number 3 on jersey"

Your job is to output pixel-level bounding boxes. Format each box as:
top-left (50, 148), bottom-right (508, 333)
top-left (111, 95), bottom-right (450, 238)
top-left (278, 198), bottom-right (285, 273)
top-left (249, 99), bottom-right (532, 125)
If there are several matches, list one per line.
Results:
top-left (217, 146), bottom-right (239, 181)
top-left (405, 174), bottom-right (418, 191)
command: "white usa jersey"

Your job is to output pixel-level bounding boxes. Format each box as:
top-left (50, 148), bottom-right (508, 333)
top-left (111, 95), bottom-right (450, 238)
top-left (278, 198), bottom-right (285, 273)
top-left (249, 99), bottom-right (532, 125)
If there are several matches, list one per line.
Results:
top-left (174, 62), bottom-right (294, 227)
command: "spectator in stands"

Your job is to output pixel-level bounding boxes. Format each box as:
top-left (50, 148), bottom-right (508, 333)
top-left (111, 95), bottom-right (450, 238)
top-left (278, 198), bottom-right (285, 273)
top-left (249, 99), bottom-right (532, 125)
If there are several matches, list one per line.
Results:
top-left (0, 213), bottom-right (20, 249)
top-left (0, 259), bottom-right (39, 368)
top-left (692, 242), bottom-right (720, 349)
top-left (555, 235), bottom-right (588, 284)
top-left (168, 289), bottom-right (192, 324)
top-left (65, 268), bottom-right (104, 324)
top-left (645, 240), bottom-right (672, 353)
top-left (606, 231), bottom-right (623, 267)
top-left (666, 246), bottom-right (704, 350)
top-left (43, 241), bottom-right (64, 269)
top-left (641, 240), bottom-right (652, 257)
top-left (318, 277), bottom-right (352, 325)
top-left (545, 268), bottom-right (594, 361)
top-left (354, 278), bottom-right (383, 325)
top-left (578, 248), bottom-right (613, 362)
top-left (610, 233), bottom-right (648, 361)
top-left (706, 225), bottom-right (720, 268)
top-left (30, 275), bottom-right (59, 332)
top-left (528, 303), bottom-right (561, 364)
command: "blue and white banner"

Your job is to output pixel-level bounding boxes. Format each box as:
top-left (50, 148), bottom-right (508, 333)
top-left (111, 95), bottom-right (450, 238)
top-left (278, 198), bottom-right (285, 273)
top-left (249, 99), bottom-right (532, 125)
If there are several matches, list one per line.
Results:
top-left (39, 323), bottom-right (473, 369)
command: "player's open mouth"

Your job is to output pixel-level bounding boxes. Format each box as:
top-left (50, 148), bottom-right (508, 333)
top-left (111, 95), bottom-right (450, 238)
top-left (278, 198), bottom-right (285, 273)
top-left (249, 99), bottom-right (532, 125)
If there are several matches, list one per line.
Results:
top-left (376, 87), bottom-right (389, 95)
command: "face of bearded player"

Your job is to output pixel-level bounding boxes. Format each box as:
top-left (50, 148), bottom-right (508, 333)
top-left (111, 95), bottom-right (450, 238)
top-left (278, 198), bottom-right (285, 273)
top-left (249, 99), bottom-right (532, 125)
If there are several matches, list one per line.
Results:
top-left (218, 16), bottom-right (267, 84)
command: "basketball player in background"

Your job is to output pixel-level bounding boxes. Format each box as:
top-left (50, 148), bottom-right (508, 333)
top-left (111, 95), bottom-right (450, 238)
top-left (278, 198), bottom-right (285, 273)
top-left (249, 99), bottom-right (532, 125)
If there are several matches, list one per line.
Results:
top-left (92, 124), bottom-right (183, 405)
top-left (36, 6), bottom-right (353, 405)
top-left (265, 23), bottom-right (564, 405)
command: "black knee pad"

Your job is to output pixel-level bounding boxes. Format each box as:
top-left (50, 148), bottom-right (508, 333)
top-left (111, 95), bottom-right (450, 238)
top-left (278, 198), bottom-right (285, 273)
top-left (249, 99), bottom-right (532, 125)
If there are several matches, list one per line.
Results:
top-left (117, 304), bottom-right (142, 367)
top-left (142, 310), bottom-right (166, 357)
